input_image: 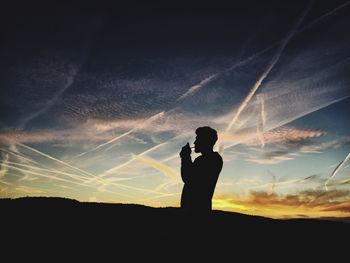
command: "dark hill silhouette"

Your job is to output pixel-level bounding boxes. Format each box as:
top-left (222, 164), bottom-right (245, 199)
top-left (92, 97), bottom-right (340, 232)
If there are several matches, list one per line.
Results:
top-left (1, 196), bottom-right (349, 258)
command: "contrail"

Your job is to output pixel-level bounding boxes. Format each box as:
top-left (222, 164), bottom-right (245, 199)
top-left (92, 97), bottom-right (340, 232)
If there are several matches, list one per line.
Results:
top-left (16, 143), bottom-right (97, 179)
top-left (14, 143), bottom-right (147, 188)
top-left (74, 111), bottom-right (165, 158)
top-left (2, 147), bottom-right (104, 184)
top-left (267, 169), bottom-right (276, 193)
top-left (161, 153), bottom-right (179, 163)
top-left (226, 1), bottom-right (314, 132)
top-left (271, 96), bottom-right (350, 133)
top-left (96, 176), bottom-right (180, 196)
top-left (0, 153), bottom-right (9, 177)
top-left (3, 158), bottom-right (153, 198)
top-left (1, 146), bottom-right (41, 167)
top-left (95, 133), bottom-right (189, 181)
top-left (259, 94), bottom-right (266, 128)
top-left (1, 163), bottom-right (132, 198)
top-left (75, 128), bottom-right (135, 158)
top-left (176, 0), bottom-right (349, 104)
top-left (85, 141), bottom-right (169, 185)
top-left (2, 163), bottom-right (84, 185)
top-left (222, 0), bottom-right (350, 75)
top-left (6, 158), bottom-right (174, 197)
top-left (72, 0), bottom-right (349, 164)
top-left (325, 153), bottom-right (350, 191)
top-left (340, 178), bottom-right (350, 185)
top-left (223, 95), bottom-right (350, 151)
top-left (256, 94), bottom-right (266, 148)
top-left (7, 161), bottom-right (90, 183)
top-left (64, 0), bottom-right (348, 195)
top-left (301, 1), bottom-right (350, 32)
top-left (99, 110), bottom-right (165, 152)
top-left (132, 154), bottom-right (179, 180)
top-left (17, 67), bottom-right (79, 130)
top-left (252, 173), bottom-right (317, 190)
top-left (177, 73), bottom-right (219, 101)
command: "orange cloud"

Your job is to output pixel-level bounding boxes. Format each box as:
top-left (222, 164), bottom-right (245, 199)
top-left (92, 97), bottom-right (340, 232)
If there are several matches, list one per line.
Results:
top-left (213, 189), bottom-right (350, 219)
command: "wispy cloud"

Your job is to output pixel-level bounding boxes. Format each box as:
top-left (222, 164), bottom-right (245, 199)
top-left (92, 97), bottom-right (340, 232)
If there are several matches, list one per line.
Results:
top-left (0, 152), bottom-right (9, 177)
top-left (300, 137), bottom-right (350, 153)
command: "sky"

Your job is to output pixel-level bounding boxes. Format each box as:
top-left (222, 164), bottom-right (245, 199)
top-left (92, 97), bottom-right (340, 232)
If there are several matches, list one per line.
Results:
top-left (0, 0), bottom-right (350, 219)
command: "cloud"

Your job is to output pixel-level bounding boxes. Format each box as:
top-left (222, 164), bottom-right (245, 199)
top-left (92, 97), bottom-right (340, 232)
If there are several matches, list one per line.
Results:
top-left (246, 156), bottom-right (294, 165)
top-left (213, 189), bottom-right (350, 218)
top-left (300, 136), bottom-right (350, 153)
top-left (219, 127), bottom-right (325, 145)
top-left (220, 127), bottom-right (326, 164)
top-left (0, 109), bottom-right (212, 148)
top-left (0, 152), bottom-right (9, 177)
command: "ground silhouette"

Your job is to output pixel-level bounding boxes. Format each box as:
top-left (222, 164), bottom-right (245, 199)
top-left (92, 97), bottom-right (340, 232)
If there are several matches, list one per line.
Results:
top-left (1, 196), bottom-right (349, 257)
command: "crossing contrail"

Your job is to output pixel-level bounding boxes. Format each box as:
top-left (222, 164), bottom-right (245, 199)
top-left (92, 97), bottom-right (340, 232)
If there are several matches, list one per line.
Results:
top-left (1, 146), bottom-right (41, 166)
top-left (301, 1), bottom-right (350, 32)
top-left (14, 143), bottom-right (142, 188)
top-left (16, 143), bottom-right (97, 179)
top-left (1, 146), bottom-right (104, 184)
top-left (325, 153), bottom-right (350, 191)
top-left (223, 96), bottom-right (350, 151)
top-left (7, 161), bottom-right (90, 183)
top-left (102, 142), bottom-right (167, 176)
top-left (72, 0), bottom-right (348, 164)
top-left (2, 163), bottom-right (85, 185)
top-left (1, 162), bottom-right (132, 198)
top-left (75, 129), bottom-right (135, 158)
top-left (86, 133), bottom-right (187, 185)
top-left (176, 0), bottom-right (349, 105)
top-left (226, 1), bottom-right (314, 132)
top-left (74, 111), bottom-right (165, 158)
top-left (4, 157), bottom-right (171, 197)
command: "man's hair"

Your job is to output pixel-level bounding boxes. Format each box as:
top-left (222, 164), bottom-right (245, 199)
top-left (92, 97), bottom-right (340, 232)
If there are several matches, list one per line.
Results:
top-left (195, 126), bottom-right (218, 147)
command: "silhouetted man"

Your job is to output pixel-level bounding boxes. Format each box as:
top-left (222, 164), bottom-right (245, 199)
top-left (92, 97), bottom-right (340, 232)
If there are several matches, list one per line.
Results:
top-left (179, 126), bottom-right (223, 214)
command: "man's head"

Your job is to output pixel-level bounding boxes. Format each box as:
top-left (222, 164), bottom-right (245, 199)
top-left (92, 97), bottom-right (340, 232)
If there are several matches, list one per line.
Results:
top-left (194, 126), bottom-right (218, 153)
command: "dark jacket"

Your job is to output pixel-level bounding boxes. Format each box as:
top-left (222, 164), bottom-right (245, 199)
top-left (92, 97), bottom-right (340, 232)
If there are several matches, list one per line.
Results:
top-left (180, 152), bottom-right (223, 212)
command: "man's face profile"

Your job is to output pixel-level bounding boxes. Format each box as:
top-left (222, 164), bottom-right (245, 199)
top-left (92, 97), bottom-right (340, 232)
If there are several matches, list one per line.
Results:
top-left (194, 135), bottom-right (204, 153)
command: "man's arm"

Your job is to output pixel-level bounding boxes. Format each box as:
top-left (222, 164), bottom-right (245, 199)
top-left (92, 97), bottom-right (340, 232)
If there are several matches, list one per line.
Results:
top-left (180, 143), bottom-right (193, 183)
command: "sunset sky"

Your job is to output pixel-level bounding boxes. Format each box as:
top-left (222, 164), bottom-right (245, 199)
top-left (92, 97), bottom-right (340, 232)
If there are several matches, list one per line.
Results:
top-left (0, 0), bottom-right (350, 219)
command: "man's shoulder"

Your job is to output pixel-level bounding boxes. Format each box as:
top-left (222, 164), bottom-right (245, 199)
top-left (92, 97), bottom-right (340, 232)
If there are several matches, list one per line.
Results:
top-left (196, 152), bottom-right (222, 162)
top-left (213, 152), bottom-right (223, 161)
